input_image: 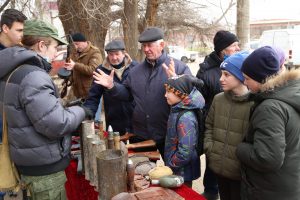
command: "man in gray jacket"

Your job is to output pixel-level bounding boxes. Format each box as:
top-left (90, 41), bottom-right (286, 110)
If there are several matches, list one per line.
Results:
top-left (0, 20), bottom-right (90, 200)
top-left (93, 27), bottom-right (191, 156)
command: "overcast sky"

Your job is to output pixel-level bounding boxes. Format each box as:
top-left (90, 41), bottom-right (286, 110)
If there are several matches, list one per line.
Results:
top-left (199, 0), bottom-right (300, 24)
top-left (250, 0), bottom-right (300, 20)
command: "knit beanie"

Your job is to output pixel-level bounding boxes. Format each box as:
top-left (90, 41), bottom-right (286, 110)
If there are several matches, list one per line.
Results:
top-left (220, 51), bottom-right (249, 82)
top-left (214, 30), bottom-right (239, 54)
top-left (71, 33), bottom-right (86, 42)
top-left (165, 75), bottom-right (203, 99)
top-left (241, 46), bottom-right (280, 83)
top-left (272, 46), bottom-right (285, 66)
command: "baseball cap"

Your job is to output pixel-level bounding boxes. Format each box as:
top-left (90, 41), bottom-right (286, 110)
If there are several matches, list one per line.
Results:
top-left (24, 19), bottom-right (67, 45)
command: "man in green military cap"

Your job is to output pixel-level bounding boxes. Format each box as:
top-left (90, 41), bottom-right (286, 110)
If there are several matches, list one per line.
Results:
top-left (0, 19), bottom-right (91, 200)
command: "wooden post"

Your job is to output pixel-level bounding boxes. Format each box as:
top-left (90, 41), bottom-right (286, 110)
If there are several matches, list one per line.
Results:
top-left (81, 120), bottom-right (95, 180)
top-left (87, 134), bottom-right (99, 185)
top-left (96, 149), bottom-right (127, 200)
top-left (91, 138), bottom-right (106, 191)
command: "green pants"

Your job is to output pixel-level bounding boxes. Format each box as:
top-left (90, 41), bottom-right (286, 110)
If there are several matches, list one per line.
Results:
top-left (21, 171), bottom-right (67, 200)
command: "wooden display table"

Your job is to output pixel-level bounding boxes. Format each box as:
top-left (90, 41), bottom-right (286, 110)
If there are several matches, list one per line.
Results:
top-left (65, 160), bottom-right (206, 200)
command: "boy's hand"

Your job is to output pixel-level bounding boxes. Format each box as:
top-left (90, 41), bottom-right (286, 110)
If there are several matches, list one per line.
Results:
top-left (163, 58), bottom-right (177, 78)
top-left (93, 69), bottom-right (114, 89)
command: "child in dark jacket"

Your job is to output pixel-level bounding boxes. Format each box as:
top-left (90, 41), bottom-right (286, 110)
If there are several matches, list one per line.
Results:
top-left (164, 74), bottom-right (205, 187)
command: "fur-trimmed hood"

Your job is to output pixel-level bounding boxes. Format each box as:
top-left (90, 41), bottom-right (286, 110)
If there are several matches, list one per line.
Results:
top-left (254, 68), bottom-right (300, 113)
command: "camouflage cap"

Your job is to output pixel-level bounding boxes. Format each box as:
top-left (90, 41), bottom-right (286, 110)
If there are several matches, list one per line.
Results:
top-left (24, 19), bottom-right (67, 45)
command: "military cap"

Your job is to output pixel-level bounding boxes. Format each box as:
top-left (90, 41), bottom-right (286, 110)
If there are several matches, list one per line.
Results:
top-left (105, 40), bottom-right (125, 51)
top-left (138, 27), bottom-right (164, 43)
top-left (24, 19), bottom-right (67, 45)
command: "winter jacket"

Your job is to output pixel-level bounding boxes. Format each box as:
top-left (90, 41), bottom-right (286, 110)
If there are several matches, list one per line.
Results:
top-left (84, 53), bottom-right (138, 134)
top-left (236, 69), bottom-right (300, 200)
top-left (0, 43), bottom-right (5, 50)
top-left (196, 51), bottom-right (223, 115)
top-left (204, 91), bottom-right (252, 180)
top-left (108, 51), bottom-right (191, 141)
top-left (0, 42), bottom-right (6, 142)
top-left (164, 88), bottom-right (205, 181)
top-left (70, 41), bottom-right (103, 99)
top-left (0, 46), bottom-right (85, 176)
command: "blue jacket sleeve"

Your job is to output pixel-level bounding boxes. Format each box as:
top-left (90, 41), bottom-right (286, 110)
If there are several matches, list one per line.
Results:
top-left (166, 112), bottom-right (197, 169)
top-left (84, 78), bottom-right (104, 114)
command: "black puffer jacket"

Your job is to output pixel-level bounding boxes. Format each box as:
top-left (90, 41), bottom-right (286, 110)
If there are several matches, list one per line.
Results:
top-left (0, 46), bottom-right (85, 176)
top-left (196, 51), bottom-right (222, 114)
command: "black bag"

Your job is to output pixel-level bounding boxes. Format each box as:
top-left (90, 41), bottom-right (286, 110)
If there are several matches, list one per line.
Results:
top-left (175, 109), bottom-right (205, 156)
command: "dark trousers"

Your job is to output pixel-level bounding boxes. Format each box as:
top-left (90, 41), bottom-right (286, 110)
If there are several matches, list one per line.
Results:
top-left (217, 175), bottom-right (241, 200)
top-left (204, 156), bottom-right (219, 194)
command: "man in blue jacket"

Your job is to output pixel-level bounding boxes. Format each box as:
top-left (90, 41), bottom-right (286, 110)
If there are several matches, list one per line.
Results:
top-left (84, 40), bottom-right (138, 135)
top-left (92, 27), bottom-right (191, 157)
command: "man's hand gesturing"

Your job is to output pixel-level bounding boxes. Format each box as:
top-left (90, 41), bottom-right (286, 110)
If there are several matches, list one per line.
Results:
top-left (93, 69), bottom-right (115, 89)
top-left (163, 58), bottom-right (177, 78)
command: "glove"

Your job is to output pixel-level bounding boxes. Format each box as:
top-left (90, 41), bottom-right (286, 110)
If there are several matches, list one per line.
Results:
top-left (81, 105), bottom-right (94, 120)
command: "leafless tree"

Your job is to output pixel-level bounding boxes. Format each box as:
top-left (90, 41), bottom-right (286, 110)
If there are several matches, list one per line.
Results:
top-left (236, 0), bottom-right (249, 50)
top-left (0, 0), bottom-right (11, 13)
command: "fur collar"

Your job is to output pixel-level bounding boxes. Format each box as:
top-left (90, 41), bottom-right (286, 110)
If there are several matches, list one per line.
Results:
top-left (102, 52), bottom-right (132, 71)
top-left (260, 68), bottom-right (300, 92)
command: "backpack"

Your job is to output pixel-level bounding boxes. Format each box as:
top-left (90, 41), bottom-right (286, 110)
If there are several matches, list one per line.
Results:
top-left (175, 109), bottom-right (205, 156)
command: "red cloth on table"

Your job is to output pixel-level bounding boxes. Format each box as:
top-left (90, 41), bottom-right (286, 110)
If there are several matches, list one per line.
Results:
top-left (65, 160), bottom-right (206, 200)
top-left (65, 160), bottom-right (98, 200)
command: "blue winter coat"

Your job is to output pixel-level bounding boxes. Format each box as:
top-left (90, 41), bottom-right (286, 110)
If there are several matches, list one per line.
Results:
top-left (84, 54), bottom-right (138, 134)
top-left (108, 51), bottom-right (191, 141)
top-left (164, 88), bottom-right (205, 181)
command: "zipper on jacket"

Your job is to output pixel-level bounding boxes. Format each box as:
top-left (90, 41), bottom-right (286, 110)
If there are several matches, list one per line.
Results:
top-left (220, 100), bottom-right (234, 174)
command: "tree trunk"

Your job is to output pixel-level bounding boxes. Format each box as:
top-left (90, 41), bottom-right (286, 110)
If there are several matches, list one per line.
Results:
top-left (123, 0), bottom-right (138, 60)
top-left (57, 0), bottom-right (112, 57)
top-left (236, 0), bottom-right (250, 50)
top-left (137, 0), bottom-right (160, 61)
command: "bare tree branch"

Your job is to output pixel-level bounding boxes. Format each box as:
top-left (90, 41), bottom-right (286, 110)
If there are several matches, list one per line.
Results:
top-left (0, 0), bottom-right (11, 12)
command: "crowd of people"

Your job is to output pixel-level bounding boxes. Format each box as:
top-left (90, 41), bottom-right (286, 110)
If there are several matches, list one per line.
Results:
top-left (1, 8), bottom-right (300, 200)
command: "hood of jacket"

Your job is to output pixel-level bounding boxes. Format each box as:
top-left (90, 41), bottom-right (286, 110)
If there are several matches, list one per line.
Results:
top-left (0, 46), bottom-right (41, 79)
top-left (171, 87), bottom-right (205, 112)
top-left (252, 68), bottom-right (300, 113)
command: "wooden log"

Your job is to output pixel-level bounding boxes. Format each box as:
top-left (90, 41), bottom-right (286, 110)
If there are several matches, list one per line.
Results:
top-left (87, 134), bottom-right (99, 185)
top-left (91, 138), bottom-right (106, 192)
top-left (96, 149), bottom-right (127, 200)
top-left (81, 120), bottom-right (95, 178)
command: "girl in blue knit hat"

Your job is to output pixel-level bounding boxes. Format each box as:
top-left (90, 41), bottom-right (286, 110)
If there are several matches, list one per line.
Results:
top-left (204, 52), bottom-right (253, 200)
